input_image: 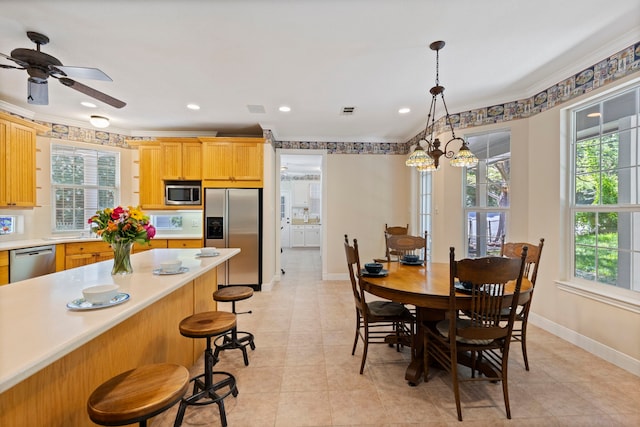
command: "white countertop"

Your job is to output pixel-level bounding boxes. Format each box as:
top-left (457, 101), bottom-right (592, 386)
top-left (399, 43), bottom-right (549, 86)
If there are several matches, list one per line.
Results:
top-left (0, 235), bottom-right (203, 251)
top-left (0, 247), bottom-right (238, 393)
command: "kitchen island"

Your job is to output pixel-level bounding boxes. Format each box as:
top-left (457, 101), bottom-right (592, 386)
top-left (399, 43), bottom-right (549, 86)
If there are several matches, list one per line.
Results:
top-left (0, 247), bottom-right (239, 426)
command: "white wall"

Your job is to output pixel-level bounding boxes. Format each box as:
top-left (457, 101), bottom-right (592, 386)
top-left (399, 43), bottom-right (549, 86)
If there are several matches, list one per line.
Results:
top-left (324, 153), bottom-right (412, 278)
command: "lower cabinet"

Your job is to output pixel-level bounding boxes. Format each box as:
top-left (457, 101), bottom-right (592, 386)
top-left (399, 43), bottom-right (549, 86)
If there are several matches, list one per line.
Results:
top-left (132, 239), bottom-right (168, 253)
top-left (65, 241), bottom-right (114, 270)
top-left (168, 239), bottom-right (203, 248)
top-left (291, 225), bottom-right (321, 247)
top-left (0, 251), bottom-right (8, 285)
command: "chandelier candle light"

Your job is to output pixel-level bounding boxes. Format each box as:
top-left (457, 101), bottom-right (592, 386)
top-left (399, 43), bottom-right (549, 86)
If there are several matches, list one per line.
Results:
top-left (406, 41), bottom-right (478, 172)
top-left (88, 206), bottom-right (156, 275)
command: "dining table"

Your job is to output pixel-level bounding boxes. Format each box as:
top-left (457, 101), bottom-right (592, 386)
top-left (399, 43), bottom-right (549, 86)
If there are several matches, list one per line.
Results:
top-left (359, 260), bottom-right (532, 385)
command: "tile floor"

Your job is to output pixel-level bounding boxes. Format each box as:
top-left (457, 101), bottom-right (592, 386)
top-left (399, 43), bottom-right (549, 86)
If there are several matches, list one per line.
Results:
top-left (155, 247), bottom-right (640, 426)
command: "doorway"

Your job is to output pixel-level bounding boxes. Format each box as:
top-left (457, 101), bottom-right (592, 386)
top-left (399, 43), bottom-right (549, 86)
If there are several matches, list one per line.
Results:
top-left (277, 151), bottom-right (324, 278)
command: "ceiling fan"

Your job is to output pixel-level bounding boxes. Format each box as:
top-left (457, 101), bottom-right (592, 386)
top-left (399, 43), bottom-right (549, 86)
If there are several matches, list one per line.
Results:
top-left (0, 31), bottom-right (126, 108)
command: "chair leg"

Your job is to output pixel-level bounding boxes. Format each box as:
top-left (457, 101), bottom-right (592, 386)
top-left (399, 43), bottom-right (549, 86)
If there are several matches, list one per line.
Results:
top-left (360, 324), bottom-right (369, 375)
top-left (451, 360), bottom-right (463, 422)
top-left (521, 322), bottom-right (530, 371)
top-left (502, 364), bottom-right (511, 419)
top-left (351, 313), bottom-right (360, 356)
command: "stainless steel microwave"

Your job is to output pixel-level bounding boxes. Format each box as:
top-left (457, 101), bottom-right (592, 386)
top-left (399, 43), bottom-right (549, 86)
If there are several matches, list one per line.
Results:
top-left (165, 182), bottom-right (201, 205)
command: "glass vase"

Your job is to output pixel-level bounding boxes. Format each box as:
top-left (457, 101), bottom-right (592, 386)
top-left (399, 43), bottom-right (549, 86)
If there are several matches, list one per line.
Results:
top-left (111, 241), bottom-right (133, 275)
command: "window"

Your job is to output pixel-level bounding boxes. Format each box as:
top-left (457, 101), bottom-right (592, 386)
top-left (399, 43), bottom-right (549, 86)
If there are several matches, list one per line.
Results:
top-left (418, 171), bottom-right (432, 261)
top-left (463, 130), bottom-right (511, 257)
top-left (0, 216), bottom-right (15, 235)
top-left (571, 85), bottom-right (639, 291)
top-left (51, 144), bottom-right (120, 232)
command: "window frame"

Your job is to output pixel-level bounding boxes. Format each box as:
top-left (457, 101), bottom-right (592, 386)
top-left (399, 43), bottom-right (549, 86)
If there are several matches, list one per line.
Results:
top-left (418, 171), bottom-right (432, 262)
top-left (50, 142), bottom-right (121, 233)
top-left (568, 83), bottom-right (640, 292)
top-left (462, 129), bottom-right (511, 258)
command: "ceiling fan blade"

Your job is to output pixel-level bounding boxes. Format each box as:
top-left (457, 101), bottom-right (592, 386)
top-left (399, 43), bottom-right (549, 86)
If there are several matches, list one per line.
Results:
top-left (1, 51), bottom-right (29, 67)
top-left (57, 77), bottom-right (126, 109)
top-left (0, 64), bottom-right (24, 70)
top-left (51, 65), bottom-right (112, 81)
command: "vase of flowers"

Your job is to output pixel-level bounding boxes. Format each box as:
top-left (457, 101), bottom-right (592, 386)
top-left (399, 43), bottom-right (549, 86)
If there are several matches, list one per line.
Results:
top-left (88, 206), bottom-right (156, 275)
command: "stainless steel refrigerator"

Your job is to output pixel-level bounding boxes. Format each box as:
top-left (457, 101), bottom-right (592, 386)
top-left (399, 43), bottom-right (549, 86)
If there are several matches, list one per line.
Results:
top-left (205, 188), bottom-right (262, 289)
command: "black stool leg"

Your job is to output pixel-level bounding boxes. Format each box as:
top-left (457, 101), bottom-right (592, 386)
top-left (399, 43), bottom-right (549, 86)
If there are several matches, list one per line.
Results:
top-left (174, 336), bottom-right (238, 427)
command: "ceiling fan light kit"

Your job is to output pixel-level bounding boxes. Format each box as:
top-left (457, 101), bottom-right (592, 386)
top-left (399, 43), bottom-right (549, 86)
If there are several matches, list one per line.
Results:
top-left (406, 40), bottom-right (478, 172)
top-left (0, 31), bottom-right (126, 109)
top-left (89, 115), bottom-right (109, 128)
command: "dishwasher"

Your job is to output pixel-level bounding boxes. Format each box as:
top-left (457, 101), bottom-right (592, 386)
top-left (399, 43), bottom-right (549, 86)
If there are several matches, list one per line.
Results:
top-left (9, 245), bottom-right (57, 283)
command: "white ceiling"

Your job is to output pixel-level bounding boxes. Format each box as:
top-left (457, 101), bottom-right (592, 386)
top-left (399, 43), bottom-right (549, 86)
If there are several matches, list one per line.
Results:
top-left (1, 0), bottom-right (639, 143)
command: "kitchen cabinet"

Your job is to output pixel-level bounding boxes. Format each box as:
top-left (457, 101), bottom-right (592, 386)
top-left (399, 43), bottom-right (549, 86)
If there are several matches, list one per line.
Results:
top-left (0, 113), bottom-right (46, 208)
top-left (200, 137), bottom-right (264, 188)
top-left (0, 251), bottom-right (8, 286)
top-left (132, 239), bottom-right (168, 253)
top-left (168, 239), bottom-right (202, 249)
top-left (291, 225), bottom-right (305, 247)
top-left (291, 224), bottom-right (321, 247)
top-left (305, 225), bottom-right (321, 247)
top-left (138, 144), bottom-right (165, 209)
top-left (160, 139), bottom-right (202, 180)
top-left (292, 181), bottom-right (309, 206)
top-left (64, 241), bottom-right (114, 270)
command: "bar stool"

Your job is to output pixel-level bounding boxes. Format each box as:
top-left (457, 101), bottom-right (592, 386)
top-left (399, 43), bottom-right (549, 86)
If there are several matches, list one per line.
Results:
top-left (212, 286), bottom-right (256, 366)
top-left (87, 363), bottom-right (189, 427)
top-left (175, 311), bottom-right (239, 427)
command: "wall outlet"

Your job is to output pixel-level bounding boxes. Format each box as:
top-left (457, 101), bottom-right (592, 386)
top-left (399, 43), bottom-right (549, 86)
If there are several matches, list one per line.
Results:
top-left (192, 219), bottom-right (199, 227)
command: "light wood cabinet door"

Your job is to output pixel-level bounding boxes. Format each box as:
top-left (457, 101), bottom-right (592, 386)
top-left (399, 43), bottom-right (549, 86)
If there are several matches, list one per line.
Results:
top-left (139, 145), bottom-right (165, 209)
top-left (201, 137), bottom-right (263, 187)
top-left (161, 141), bottom-right (202, 180)
top-left (0, 120), bottom-right (36, 207)
top-left (168, 239), bottom-right (202, 249)
top-left (132, 239), bottom-right (168, 253)
top-left (0, 251), bottom-right (8, 285)
top-left (64, 241), bottom-right (114, 270)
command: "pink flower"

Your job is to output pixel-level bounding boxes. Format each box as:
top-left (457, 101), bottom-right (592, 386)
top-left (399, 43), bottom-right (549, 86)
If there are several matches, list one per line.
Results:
top-left (144, 224), bottom-right (156, 239)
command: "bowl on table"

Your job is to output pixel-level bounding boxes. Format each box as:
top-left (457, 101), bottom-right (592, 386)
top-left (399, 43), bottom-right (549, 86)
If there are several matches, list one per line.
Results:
top-left (200, 247), bottom-right (217, 256)
top-left (82, 284), bottom-right (119, 305)
top-left (160, 259), bottom-right (182, 273)
top-left (403, 254), bottom-right (420, 263)
top-left (364, 262), bottom-right (383, 274)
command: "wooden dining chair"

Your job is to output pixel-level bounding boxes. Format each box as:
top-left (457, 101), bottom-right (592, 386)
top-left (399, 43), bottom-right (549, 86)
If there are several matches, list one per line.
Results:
top-left (374, 224), bottom-right (409, 262)
top-left (385, 231), bottom-right (428, 263)
top-left (344, 234), bottom-right (415, 374)
top-left (424, 246), bottom-right (528, 421)
top-left (500, 236), bottom-right (545, 371)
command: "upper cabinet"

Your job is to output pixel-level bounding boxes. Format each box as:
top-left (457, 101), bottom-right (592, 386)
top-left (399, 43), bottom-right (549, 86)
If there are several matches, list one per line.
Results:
top-left (159, 139), bottom-right (202, 180)
top-left (138, 144), bottom-right (165, 209)
top-left (200, 137), bottom-right (264, 188)
top-left (0, 112), bottom-right (48, 208)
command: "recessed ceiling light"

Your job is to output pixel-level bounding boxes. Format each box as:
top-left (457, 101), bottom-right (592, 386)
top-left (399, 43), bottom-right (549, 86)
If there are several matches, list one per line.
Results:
top-left (81, 101), bottom-right (97, 108)
top-left (187, 103), bottom-right (200, 110)
top-left (279, 105), bottom-right (291, 112)
top-left (398, 107), bottom-right (411, 114)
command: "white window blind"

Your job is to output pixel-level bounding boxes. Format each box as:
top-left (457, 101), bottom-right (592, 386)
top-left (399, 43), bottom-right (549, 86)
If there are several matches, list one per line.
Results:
top-left (51, 144), bottom-right (120, 231)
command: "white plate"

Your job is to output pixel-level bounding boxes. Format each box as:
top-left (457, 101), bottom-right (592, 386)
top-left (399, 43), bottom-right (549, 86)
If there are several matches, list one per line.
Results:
top-left (195, 252), bottom-right (220, 258)
top-left (67, 293), bottom-right (130, 311)
top-left (153, 266), bottom-right (189, 275)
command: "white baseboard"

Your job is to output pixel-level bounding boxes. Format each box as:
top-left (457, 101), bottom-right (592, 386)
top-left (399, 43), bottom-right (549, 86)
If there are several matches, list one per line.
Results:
top-left (529, 312), bottom-right (640, 376)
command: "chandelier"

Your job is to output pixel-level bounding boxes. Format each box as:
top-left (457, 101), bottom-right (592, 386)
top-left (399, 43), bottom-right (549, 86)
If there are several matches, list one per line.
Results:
top-left (406, 41), bottom-right (478, 172)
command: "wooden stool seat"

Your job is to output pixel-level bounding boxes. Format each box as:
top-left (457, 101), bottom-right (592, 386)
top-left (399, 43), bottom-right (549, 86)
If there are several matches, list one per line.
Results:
top-left (213, 285), bottom-right (254, 303)
top-left (175, 311), bottom-right (239, 427)
top-left (87, 363), bottom-right (189, 427)
top-left (179, 311), bottom-right (236, 338)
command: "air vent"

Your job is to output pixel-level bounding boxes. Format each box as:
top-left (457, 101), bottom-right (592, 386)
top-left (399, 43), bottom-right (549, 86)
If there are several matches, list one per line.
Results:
top-left (340, 106), bottom-right (356, 115)
top-left (247, 104), bottom-right (266, 114)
